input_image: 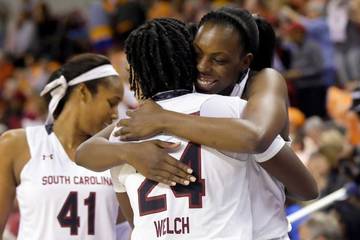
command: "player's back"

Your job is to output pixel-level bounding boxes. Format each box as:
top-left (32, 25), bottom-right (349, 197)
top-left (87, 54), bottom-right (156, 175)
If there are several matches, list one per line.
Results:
top-left (111, 93), bottom-right (252, 240)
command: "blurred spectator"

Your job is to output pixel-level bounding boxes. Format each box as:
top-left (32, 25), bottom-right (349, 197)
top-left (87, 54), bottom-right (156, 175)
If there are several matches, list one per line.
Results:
top-left (0, 0), bottom-right (9, 48)
top-left (345, 86), bottom-right (360, 146)
top-left (328, 0), bottom-right (360, 84)
top-left (307, 152), bottom-right (331, 194)
top-left (4, 10), bottom-right (35, 59)
top-left (283, 22), bottom-right (327, 118)
top-left (88, 0), bottom-right (113, 53)
top-left (318, 128), bottom-right (354, 196)
top-left (289, 106), bottom-right (306, 138)
top-left (55, 10), bottom-right (90, 62)
top-left (147, 0), bottom-right (181, 19)
top-left (333, 199), bottom-right (360, 240)
top-left (281, 1), bottom-right (336, 86)
top-left (31, 2), bottom-right (59, 59)
top-left (111, 0), bottom-right (146, 47)
top-left (298, 212), bottom-right (343, 240)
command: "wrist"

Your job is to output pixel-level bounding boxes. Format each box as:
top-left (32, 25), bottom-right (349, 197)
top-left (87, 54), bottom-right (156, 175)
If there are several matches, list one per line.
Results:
top-left (159, 110), bottom-right (174, 134)
top-left (115, 142), bottom-right (135, 165)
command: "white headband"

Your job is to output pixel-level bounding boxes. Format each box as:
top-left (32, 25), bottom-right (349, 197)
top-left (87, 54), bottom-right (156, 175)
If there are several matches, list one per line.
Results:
top-left (40, 64), bottom-right (119, 123)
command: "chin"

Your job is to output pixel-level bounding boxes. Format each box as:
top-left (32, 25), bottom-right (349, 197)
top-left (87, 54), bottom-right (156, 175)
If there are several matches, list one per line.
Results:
top-left (195, 84), bottom-right (214, 94)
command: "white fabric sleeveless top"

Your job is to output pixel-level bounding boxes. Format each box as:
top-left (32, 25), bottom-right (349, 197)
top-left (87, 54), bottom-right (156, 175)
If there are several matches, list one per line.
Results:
top-left (231, 71), bottom-right (290, 240)
top-left (111, 93), bottom-right (255, 240)
top-left (16, 126), bottom-right (119, 240)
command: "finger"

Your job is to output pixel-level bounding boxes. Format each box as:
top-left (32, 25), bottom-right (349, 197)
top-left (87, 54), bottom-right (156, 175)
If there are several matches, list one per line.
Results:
top-left (154, 169), bottom-right (189, 186)
top-left (155, 140), bottom-right (181, 150)
top-left (113, 127), bottom-right (130, 137)
top-left (126, 110), bottom-right (135, 117)
top-left (152, 175), bottom-right (176, 186)
top-left (164, 155), bottom-right (194, 176)
top-left (119, 134), bottom-right (139, 141)
top-left (160, 163), bottom-right (196, 184)
top-left (116, 118), bottom-right (130, 127)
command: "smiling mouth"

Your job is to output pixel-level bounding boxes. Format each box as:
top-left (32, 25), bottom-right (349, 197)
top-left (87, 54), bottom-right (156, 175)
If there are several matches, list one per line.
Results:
top-left (196, 75), bottom-right (217, 91)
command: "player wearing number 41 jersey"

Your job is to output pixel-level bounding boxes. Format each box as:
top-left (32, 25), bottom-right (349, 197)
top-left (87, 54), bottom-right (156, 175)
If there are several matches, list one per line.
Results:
top-left (0, 54), bottom-right (129, 239)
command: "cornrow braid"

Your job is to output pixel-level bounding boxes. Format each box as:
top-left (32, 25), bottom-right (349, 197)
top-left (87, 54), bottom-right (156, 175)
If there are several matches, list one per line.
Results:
top-left (125, 18), bottom-right (197, 99)
top-left (199, 7), bottom-right (259, 56)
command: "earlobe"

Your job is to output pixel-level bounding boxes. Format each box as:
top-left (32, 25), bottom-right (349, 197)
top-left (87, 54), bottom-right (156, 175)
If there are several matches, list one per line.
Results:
top-left (242, 53), bottom-right (254, 69)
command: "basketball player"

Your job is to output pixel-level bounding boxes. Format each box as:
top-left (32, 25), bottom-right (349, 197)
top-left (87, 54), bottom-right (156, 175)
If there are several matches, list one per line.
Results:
top-left (114, 8), bottom-right (318, 240)
top-left (0, 54), bottom-right (131, 239)
top-left (75, 18), bottom-right (316, 239)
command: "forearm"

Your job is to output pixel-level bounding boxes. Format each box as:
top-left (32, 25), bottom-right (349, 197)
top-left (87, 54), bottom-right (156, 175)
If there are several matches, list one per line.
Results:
top-left (260, 145), bottom-right (319, 201)
top-left (162, 111), bottom-right (260, 153)
top-left (75, 137), bottom-right (130, 172)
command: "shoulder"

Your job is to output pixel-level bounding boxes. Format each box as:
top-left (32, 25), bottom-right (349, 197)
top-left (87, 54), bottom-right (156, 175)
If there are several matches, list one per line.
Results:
top-left (0, 129), bottom-right (27, 148)
top-left (248, 68), bottom-right (288, 99)
top-left (0, 129), bottom-right (28, 160)
top-left (200, 95), bottom-right (247, 118)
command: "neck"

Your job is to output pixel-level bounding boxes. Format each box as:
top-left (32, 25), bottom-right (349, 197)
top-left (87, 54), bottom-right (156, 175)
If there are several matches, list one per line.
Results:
top-left (52, 103), bottom-right (88, 160)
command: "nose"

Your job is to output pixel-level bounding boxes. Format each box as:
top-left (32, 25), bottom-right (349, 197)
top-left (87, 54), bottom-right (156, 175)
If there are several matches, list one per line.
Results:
top-left (197, 56), bottom-right (211, 74)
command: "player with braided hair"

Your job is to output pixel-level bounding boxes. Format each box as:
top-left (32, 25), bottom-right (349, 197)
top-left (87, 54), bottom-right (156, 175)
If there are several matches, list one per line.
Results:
top-left (112, 8), bottom-right (318, 240)
top-left (125, 18), bottom-right (196, 99)
top-left (76, 16), bottom-right (317, 239)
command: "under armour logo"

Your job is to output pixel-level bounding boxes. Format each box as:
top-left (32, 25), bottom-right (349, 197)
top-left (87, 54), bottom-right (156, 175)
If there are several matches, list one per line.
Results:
top-left (42, 154), bottom-right (54, 160)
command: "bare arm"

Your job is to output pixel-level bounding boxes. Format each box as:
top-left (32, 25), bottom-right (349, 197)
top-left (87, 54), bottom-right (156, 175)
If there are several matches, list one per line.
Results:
top-left (260, 144), bottom-right (319, 200)
top-left (118, 69), bottom-right (289, 153)
top-left (0, 130), bottom-right (27, 235)
top-left (75, 123), bottom-right (195, 186)
top-left (116, 193), bottom-right (134, 228)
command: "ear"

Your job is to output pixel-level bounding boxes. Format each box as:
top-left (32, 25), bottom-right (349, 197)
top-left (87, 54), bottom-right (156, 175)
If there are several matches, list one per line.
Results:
top-left (240, 53), bottom-right (254, 69)
top-left (77, 84), bottom-right (92, 103)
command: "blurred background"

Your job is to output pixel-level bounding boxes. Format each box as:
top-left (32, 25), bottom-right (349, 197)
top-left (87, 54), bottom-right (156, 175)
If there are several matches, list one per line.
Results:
top-left (0, 0), bottom-right (359, 239)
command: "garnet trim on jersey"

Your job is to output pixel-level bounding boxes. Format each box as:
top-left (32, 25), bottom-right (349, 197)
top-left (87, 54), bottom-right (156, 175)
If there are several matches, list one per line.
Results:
top-left (138, 142), bottom-right (205, 216)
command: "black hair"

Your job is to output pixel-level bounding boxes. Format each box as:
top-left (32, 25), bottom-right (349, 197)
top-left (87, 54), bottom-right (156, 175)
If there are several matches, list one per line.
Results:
top-left (44, 53), bottom-right (112, 119)
top-left (199, 7), bottom-right (259, 56)
top-left (250, 15), bottom-right (276, 71)
top-left (125, 18), bottom-right (196, 99)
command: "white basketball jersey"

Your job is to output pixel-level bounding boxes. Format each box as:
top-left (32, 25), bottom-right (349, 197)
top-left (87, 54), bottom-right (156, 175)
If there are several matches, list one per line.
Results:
top-left (16, 126), bottom-right (119, 240)
top-left (111, 93), bottom-right (254, 240)
top-left (231, 74), bottom-right (289, 240)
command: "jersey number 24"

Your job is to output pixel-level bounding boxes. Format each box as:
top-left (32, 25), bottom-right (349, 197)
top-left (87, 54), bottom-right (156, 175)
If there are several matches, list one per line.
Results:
top-left (138, 143), bottom-right (205, 216)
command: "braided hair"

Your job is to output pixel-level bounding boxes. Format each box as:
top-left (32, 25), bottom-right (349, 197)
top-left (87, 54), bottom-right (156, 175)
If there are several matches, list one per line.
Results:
top-left (125, 18), bottom-right (197, 99)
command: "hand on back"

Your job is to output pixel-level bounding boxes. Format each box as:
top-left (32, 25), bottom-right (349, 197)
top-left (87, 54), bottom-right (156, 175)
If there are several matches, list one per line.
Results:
top-left (125, 140), bottom-right (196, 187)
top-left (115, 100), bottom-right (167, 141)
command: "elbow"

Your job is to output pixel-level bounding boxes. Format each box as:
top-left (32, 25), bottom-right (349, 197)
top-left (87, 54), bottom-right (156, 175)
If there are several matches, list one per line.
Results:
top-left (301, 188), bottom-right (319, 201)
top-left (305, 181), bottom-right (320, 201)
top-left (295, 181), bottom-right (320, 201)
top-left (251, 132), bottom-right (271, 154)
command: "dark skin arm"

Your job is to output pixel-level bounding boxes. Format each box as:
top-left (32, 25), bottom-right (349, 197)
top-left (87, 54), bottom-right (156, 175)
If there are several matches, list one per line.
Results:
top-left (260, 144), bottom-right (318, 200)
top-left (116, 69), bottom-right (318, 200)
top-left (0, 130), bottom-right (28, 236)
top-left (75, 123), bottom-right (196, 186)
top-left (117, 69), bottom-right (289, 153)
top-left (116, 193), bottom-right (134, 229)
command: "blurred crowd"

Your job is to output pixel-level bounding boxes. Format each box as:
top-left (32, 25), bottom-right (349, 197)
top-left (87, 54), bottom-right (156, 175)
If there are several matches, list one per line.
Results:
top-left (1, 0), bottom-right (360, 239)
